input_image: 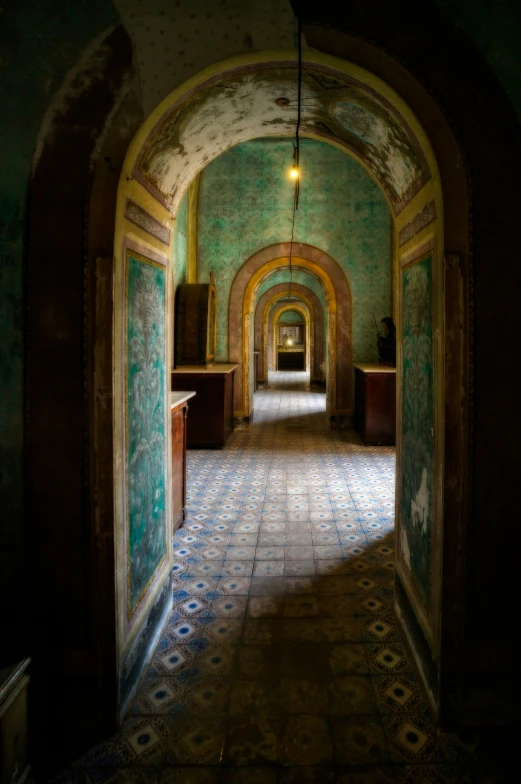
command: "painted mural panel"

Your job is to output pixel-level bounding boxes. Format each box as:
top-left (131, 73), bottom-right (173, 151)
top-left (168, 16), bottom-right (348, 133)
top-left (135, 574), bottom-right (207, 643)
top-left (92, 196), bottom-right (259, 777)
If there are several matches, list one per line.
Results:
top-left (126, 251), bottom-right (167, 615)
top-left (400, 255), bottom-right (434, 608)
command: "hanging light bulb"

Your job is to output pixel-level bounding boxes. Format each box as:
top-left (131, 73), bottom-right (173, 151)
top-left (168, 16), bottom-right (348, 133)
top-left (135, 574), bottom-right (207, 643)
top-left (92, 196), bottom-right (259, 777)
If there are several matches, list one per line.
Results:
top-left (289, 164), bottom-right (300, 180)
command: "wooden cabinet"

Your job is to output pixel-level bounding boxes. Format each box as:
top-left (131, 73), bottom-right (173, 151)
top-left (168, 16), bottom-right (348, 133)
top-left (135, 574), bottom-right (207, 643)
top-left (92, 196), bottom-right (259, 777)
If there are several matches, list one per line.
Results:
top-left (171, 365), bottom-right (237, 449)
top-left (171, 392), bottom-right (195, 533)
top-left (353, 363), bottom-right (396, 446)
top-left (277, 350), bottom-right (305, 370)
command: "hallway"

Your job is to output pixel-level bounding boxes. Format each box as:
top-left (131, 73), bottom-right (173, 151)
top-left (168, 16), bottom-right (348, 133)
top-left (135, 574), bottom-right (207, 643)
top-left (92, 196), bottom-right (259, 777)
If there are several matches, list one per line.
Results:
top-left (59, 372), bottom-right (494, 783)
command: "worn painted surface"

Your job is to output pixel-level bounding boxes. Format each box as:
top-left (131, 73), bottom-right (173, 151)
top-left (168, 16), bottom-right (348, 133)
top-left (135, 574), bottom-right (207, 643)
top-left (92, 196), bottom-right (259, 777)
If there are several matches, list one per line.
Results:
top-left (113, 0), bottom-right (521, 127)
top-left (173, 190), bottom-right (189, 287)
top-left (139, 65), bottom-right (428, 212)
top-left (400, 255), bottom-right (434, 609)
top-left (198, 139), bottom-right (391, 364)
top-left (115, 0), bottom-right (295, 115)
top-left (126, 253), bottom-right (167, 614)
top-left (278, 309), bottom-right (304, 323)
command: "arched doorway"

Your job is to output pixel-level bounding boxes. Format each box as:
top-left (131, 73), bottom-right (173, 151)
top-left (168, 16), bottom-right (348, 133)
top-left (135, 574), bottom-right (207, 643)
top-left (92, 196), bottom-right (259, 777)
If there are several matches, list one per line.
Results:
top-left (111, 50), bottom-right (452, 719)
top-left (273, 304), bottom-right (309, 372)
top-left (27, 36), bottom-right (490, 743)
top-left (229, 244), bottom-right (352, 422)
top-left (255, 283), bottom-right (325, 384)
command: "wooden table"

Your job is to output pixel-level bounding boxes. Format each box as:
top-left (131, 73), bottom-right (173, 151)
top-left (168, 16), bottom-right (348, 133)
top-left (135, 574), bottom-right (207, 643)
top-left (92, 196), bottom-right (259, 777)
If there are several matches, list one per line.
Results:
top-left (171, 364), bottom-right (237, 448)
top-left (353, 363), bottom-right (396, 445)
top-left (171, 391), bottom-right (196, 533)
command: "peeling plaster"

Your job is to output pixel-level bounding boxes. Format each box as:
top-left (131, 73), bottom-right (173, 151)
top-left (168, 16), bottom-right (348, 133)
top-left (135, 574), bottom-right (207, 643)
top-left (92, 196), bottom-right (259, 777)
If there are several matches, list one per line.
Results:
top-left (140, 67), bottom-right (429, 213)
top-left (411, 468), bottom-right (430, 540)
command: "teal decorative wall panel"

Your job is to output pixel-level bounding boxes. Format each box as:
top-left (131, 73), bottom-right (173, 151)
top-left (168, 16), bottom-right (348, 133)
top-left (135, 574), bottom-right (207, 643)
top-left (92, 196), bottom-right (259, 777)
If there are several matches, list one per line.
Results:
top-left (198, 139), bottom-right (391, 363)
top-left (173, 190), bottom-right (189, 286)
top-left (126, 252), bottom-right (167, 614)
top-left (400, 255), bottom-right (434, 608)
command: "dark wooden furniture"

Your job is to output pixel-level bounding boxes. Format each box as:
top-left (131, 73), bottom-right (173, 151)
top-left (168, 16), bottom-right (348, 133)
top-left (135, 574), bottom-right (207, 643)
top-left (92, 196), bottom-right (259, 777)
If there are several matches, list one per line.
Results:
top-left (175, 273), bottom-right (217, 367)
top-left (278, 350), bottom-right (305, 370)
top-left (171, 391), bottom-right (195, 533)
top-left (353, 363), bottom-right (396, 445)
top-left (171, 365), bottom-right (237, 448)
top-left (253, 351), bottom-right (260, 392)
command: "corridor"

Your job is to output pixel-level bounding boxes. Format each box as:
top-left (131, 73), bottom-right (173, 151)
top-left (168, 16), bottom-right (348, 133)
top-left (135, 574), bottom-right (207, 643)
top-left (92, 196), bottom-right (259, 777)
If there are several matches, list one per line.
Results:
top-left (62, 373), bottom-right (486, 783)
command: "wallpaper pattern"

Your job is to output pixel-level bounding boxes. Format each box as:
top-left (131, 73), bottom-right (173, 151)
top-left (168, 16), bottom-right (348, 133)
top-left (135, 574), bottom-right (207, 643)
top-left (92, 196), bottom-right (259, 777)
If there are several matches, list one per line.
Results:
top-left (198, 140), bottom-right (391, 364)
top-left (126, 252), bottom-right (167, 614)
top-left (400, 255), bottom-right (434, 608)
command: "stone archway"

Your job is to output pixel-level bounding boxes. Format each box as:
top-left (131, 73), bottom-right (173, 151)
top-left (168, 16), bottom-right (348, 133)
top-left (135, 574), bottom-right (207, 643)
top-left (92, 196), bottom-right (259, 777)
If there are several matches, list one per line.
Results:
top-left (228, 243), bottom-right (351, 422)
top-left (255, 283), bottom-right (324, 383)
top-left (271, 302), bottom-right (311, 374)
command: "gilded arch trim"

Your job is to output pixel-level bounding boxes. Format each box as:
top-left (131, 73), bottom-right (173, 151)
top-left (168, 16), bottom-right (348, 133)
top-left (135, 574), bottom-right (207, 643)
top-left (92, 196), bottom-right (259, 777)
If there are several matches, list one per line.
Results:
top-left (271, 302), bottom-right (311, 374)
top-left (228, 242), bottom-right (351, 420)
top-left (255, 282), bottom-right (325, 383)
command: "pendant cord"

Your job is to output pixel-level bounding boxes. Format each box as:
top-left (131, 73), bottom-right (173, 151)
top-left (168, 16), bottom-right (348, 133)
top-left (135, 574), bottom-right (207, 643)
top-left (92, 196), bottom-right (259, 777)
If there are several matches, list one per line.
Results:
top-left (289, 15), bottom-right (302, 299)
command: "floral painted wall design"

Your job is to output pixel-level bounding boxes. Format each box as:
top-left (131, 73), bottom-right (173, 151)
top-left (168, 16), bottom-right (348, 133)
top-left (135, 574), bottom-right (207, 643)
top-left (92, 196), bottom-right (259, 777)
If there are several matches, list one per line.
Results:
top-left (126, 252), bottom-right (167, 614)
top-left (400, 255), bottom-right (434, 608)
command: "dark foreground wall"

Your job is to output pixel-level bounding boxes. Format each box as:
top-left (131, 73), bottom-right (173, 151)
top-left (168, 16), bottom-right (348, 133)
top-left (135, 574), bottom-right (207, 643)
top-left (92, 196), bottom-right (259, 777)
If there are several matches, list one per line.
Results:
top-left (292, 0), bottom-right (520, 724)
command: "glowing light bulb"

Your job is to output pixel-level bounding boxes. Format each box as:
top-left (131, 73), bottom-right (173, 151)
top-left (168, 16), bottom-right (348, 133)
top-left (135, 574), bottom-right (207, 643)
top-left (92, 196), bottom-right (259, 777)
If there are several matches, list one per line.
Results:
top-left (289, 165), bottom-right (300, 180)
top-left (287, 338), bottom-right (294, 346)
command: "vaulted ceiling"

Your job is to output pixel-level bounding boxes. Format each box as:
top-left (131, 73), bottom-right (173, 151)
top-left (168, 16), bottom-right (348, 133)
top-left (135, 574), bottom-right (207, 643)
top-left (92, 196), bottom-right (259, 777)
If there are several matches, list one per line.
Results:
top-left (136, 64), bottom-right (429, 215)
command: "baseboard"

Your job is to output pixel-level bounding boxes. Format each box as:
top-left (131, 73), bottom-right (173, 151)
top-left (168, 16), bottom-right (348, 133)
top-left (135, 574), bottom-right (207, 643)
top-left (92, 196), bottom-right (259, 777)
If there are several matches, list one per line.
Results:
top-left (119, 570), bottom-right (173, 717)
top-left (394, 573), bottom-right (440, 721)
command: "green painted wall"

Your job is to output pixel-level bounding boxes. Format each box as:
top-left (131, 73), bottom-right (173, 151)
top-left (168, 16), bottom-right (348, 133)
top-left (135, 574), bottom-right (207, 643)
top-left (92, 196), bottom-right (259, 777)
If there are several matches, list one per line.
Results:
top-left (173, 190), bottom-right (189, 287)
top-left (278, 309), bottom-right (304, 323)
top-left (198, 139), bottom-right (392, 363)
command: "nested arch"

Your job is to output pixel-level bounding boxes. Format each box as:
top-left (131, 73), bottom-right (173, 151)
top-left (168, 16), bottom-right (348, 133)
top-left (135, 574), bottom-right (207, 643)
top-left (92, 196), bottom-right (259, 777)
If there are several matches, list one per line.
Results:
top-left (262, 289), bottom-right (322, 382)
top-left (256, 287), bottom-right (324, 382)
top-left (271, 302), bottom-right (311, 374)
top-left (229, 242), bottom-right (351, 420)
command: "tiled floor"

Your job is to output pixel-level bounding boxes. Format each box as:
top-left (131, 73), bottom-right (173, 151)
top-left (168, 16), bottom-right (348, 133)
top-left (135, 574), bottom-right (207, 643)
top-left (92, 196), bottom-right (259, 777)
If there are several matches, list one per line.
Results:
top-left (58, 372), bottom-right (506, 783)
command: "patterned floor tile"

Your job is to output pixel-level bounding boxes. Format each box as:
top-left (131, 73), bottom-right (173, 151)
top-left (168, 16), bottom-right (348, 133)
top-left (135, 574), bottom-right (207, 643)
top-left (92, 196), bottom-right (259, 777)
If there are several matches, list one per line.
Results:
top-left (278, 714), bottom-right (333, 766)
top-left (59, 372), bottom-right (479, 782)
top-left (332, 714), bottom-right (389, 766)
top-left (223, 716), bottom-right (279, 765)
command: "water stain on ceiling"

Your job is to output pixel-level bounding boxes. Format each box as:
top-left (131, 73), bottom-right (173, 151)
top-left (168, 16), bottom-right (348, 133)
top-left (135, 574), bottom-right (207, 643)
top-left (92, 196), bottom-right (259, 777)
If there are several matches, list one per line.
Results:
top-left (137, 64), bottom-right (430, 214)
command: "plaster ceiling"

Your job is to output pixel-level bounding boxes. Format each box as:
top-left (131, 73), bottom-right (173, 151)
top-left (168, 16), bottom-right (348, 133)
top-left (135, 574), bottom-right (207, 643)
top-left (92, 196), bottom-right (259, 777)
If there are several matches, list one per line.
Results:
top-left (115, 0), bottom-right (295, 114)
top-left (137, 64), bottom-right (429, 214)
